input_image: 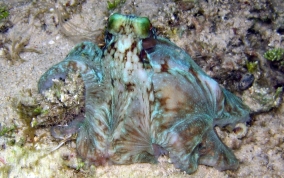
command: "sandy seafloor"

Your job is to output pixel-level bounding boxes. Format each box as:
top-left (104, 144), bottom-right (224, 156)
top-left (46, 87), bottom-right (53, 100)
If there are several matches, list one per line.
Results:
top-left (0, 0), bottom-right (284, 177)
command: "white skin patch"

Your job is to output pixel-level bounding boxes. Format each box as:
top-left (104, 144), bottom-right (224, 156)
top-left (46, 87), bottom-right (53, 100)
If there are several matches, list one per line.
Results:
top-left (118, 42), bottom-right (148, 84)
top-left (137, 68), bottom-right (148, 83)
top-left (198, 73), bottom-right (221, 101)
top-left (117, 35), bottom-right (132, 53)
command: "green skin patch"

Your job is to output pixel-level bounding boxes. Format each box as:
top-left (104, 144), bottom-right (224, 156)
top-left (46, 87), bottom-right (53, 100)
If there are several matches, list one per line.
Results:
top-left (107, 13), bottom-right (151, 38)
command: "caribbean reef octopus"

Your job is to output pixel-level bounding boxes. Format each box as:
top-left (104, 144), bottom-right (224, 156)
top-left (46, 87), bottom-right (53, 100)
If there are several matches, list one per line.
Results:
top-left (38, 13), bottom-right (250, 174)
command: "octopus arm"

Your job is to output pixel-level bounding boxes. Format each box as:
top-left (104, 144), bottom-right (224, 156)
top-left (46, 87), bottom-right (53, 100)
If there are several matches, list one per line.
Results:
top-left (145, 36), bottom-right (250, 174)
top-left (198, 128), bottom-right (239, 171)
top-left (145, 37), bottom-right (250, 126)
top-left (38, 42), bottom-right (104, 150)
top-left (156, 114), bottom-right (212, 174)
top-left (38, 41), bottom-right (103, 94)
top-left (214, 88), bottom-right (250, 127)
top-left (156, 114), bottom-right (240, 174)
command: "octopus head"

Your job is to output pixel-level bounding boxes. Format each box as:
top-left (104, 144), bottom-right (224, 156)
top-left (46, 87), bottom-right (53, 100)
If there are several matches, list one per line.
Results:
top-left (107, 13), bottom-right (153, 39)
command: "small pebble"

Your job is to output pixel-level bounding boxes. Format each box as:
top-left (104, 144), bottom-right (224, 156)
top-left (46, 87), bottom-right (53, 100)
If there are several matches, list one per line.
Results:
top-left (239, 73), bottom-right (254, 90)
top-left (49, 40), bottom-right (55, 45)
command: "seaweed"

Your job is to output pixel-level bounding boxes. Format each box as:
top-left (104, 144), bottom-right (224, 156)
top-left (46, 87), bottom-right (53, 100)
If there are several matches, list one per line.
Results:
top-left (107, 0), bottom-right (126, 10)
top-left (0, 34), bottom-right (42, 64)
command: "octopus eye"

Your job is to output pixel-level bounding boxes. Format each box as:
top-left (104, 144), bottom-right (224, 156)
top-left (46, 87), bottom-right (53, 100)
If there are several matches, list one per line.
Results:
top-left (107, 13), bottom-right (151, 38)
top-left (107, 13), bottom-right (124, 34)
top-left (132, 17), bottom-right (151, 38)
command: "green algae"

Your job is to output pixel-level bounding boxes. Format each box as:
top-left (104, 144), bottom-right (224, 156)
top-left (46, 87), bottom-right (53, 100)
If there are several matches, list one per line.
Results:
top-left (246, 61), bottom-right (258, 73)
top-left (107, 0), bottom-right (126, 10)
top-left (264, 48), bottom-right (284, 62)
top-left (0, 6), bottom-right (9, 21)
top-left (76, 158), bottom-right (85, 171)
top-left (0, 165), bottom-right (11, 178)
top-left (13, 103), bottom-right (39, 141)
top-left (0, 125), bottom-right (16, 137)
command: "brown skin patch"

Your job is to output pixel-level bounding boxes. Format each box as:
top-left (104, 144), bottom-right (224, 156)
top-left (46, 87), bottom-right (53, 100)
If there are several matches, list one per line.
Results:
top-left (188, 67), bottom-right (198, 79)
top-left (67, 61), bottom-right (80, 71)
top-left (161, 61), bottom-right (169, 72)
top-left (79, 43), bottom-right (86, 50)
top-left (198, 141), bottom-right (214, 156)
top-left (139, 50), bottom-right (152, 69)
top-left (233, 127), bottom-right (243, 134)
top-left (139, 38), bottom-right (157, 68)
top-left (125, 83), bottom-right (135, 92)
top-left (90, 153), bottom-right (110, 166)
top-left (118, 24), bottom-right (126, 35)
top-left (131, 42), bottom-right (136, 51)
top-left (142, 38), bottom-right (157, 50)
top-left (160, 82), bottom-right (187, 111)
top-left (158, 96), bottom-right (170, 109)
top-left (139, 50), bottom-right (147, 62)
top-left (123, 42), bottom-right (138, 63)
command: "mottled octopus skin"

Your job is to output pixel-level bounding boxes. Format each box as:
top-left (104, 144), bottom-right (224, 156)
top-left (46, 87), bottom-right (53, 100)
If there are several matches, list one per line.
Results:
top-left (38, 13), bottom-right (250, 174)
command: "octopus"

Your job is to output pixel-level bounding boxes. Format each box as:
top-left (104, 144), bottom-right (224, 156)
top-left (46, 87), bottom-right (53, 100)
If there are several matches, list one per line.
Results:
top-left (38, 13), bottom-right (250, 174)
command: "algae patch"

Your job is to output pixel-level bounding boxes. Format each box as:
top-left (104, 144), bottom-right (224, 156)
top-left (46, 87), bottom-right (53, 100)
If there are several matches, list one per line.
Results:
top-left (0, 6), bottom-right (9, 21)
top-left (107, 0), bottom-right (126, 10)
top-left (0, 125), bottom-right (16, 137)
top-left (264, 48), bottom-right (284, 62)
top-left (246, 61), bottom-right (258, 73)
